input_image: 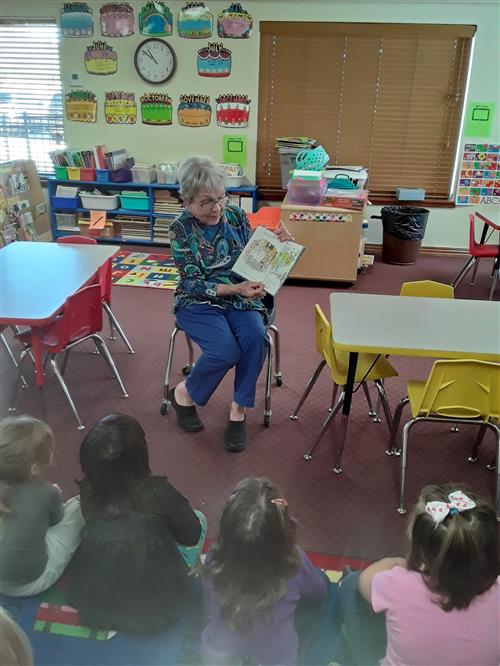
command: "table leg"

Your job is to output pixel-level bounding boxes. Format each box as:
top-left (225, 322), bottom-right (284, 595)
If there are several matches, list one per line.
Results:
top-left (333, 351), bottom-right (358, 474)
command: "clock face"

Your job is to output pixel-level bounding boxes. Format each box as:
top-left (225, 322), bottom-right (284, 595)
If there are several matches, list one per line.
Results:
top-left (134, 39), bottom-right (176, 84)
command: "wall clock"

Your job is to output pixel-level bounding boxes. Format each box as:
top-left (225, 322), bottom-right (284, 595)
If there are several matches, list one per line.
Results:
top-left (134, 38), bottom-right (176, 84)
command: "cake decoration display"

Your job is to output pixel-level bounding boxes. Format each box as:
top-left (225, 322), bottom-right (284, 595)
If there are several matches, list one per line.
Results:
top-left (140, 93), bottom-right (173, 125)
top-left (65, 90), bottom-right (97, 122)
top-left (216, 94), bottom-right (250, 128)
top-left (84, 41), bottom-right (118, 75)
top-left (139, 1), bottom-right (173, 35)
top-left (104, 91), bottom-right (137, 124)
top-left (60, 2), bottom-right (94, 37)
top-left (178, 94), bottom-right (211, 127)
top-left (100, 2), bottom-right (135, 37)
top-left (217, 3), bottom-right (252, 39)
top-left (197, 42), bottom-right (231, 77)
top-left (178, 2), bottom-right (213, 39)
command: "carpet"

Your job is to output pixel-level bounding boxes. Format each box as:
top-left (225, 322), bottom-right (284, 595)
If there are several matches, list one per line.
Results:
top-left (111, 251), bottom-right (178, 289)
top-left (0, 551), bottom-right (367, 666)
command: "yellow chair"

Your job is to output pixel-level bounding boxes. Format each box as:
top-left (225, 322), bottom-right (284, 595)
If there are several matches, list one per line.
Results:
top-left (290, 304), bottom-right (398, 470)
top-left (391, 359), bottom-right (500, 518)
top-left (400, 280), bottom-right (454, 299)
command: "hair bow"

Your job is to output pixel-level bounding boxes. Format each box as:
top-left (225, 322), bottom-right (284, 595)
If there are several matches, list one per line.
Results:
top-left (425, 491), bottom-right (476, 525)
top-left (271, 498), bottom-right (288, 507)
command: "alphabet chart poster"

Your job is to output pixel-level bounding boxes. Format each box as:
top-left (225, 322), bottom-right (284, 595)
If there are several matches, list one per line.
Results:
top-left (456, 143), bottom-right (500, 205)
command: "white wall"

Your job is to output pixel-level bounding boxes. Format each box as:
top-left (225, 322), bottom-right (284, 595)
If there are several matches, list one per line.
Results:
top-left (2, 0), bottom-right (499, 248)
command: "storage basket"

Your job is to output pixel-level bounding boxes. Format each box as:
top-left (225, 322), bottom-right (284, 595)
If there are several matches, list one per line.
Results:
top-left (79, 192), bottom-right (120, 210)
top-left (120, 192), bottom-right (149, 211)
top-left (109, 158), bottom-right (135, 183)
top-left (54, 166), bottom-right (68, 180)
top-left (52, 196), bottom-right (79, 210)
top-left (287, 178), bottom-right (327, 206)
top-left (131, 165), bottom-right (157, 183)
top-left (55, 212), bottom-right (78, 228)
top-left (67, 167), bottom-right (81, 180)
top-left (295, 146), bottom-right (329, 172)
top-left (157, 170), bottom-right (178, 184)
top-left (95, 169), bottom-right (110, 183)
top-left (80, 168), bottom-right (95, 181)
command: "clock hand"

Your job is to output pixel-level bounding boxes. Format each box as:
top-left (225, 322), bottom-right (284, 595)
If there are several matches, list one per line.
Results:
top-left (145, 49), bottom-right (158, 65)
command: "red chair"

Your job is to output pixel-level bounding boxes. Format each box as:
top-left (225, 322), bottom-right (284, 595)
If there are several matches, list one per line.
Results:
top-left (452, 212), bottom-right (500, 300)
top-left (10, 284), bottom-right (128, 430)
top-left (57, 236), bottom-right (134, 352)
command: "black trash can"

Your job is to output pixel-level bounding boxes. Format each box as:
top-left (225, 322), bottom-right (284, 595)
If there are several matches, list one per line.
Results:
top-left (371, 206), bottom-right (430, 265)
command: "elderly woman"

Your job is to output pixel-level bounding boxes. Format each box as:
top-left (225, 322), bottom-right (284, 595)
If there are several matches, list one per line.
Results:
top-left (168, 155), bottom-right (291, 452)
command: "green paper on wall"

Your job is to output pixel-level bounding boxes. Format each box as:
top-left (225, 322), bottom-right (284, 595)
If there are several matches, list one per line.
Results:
top-left (465, 102), bottom-right (495, 138)
top-left (223, 135), bottom-right (247, 168)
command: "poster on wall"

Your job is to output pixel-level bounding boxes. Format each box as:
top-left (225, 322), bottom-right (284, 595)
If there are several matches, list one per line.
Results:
top-left (223, 134), bottom-right (247, 168)
top-left (139, 1), bottom-right (173, 35)
top-left (65, 90), bottom-right (97, 122)
top-left (177, 94), bottom-right (211, 126)
top-left (140, 93), bottom-right (173, 125)
top-left (217, 3), bottom-right (252, 39)
top-left (455, 143), bottom-right (500, 205)
top-left (216, 94), bottom-right (250, 128)
top-left (464, 101), bottom-right (496, 139)
top-left (84, 41), bottom-right (118, 74)
top-left (100, 2), bottom-right (135, 37)
top-left (104, 91), bottom-right (137, 124)
top-left (60, 2), bottom-right (94, 37)
top-left (197, 42), bottom-right (231, 77)
top-left (178, 2), bottom-right (213, 38)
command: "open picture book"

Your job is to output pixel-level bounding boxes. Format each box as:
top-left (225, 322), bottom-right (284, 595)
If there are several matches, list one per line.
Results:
top-left (232, 226), bottom-right (305, 296)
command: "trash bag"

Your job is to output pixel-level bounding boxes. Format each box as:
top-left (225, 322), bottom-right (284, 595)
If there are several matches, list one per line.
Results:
top-left (371, 206), bottom-right (429, 241)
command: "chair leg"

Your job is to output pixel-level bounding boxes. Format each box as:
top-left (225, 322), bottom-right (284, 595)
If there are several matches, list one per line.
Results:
top-left (387, 396), bottom-right (409, 455)
top-left (268, 324), bottom-right (282, 386)
top-left (263, 331), bottom-right (273, 427)
top-left (468, 424), bottom-right (488, 463)
top-left (185, 332), bottom-right (195, 370)
top-left (161, 327), bottom-right (180, 414)
top-left (329, 383), bottom-right (339, 412)
top-left (303, 391), bottom-right (344, 461)
top-left (8, 349), bottom-right (30, 412)
top-left (361, 381), bottom-right (377, 418)
top-left (374, 379), bottom-right (393, 431)
top-left (488, 264), bottom-right (499, 301)
top-left (49, 356), bottom-right (85, 430)
top-left (102, 302), bottom-right (134, 354)
top-left (107, 309), bottom-right (116, 341)
top-left (290, 360), bottom-right (327, 420)
top-left (1, 333), bottom-right (28, 389)
top-left (451, 256), bottom-right (475, 289)
top-left (92, 335), bottom-right (129, 398)
top-left (470, 257), bottom-right (481, 285)
top-left (60, 349), bottom-right (71, 377)
top-left (397, 419), bottom-right (417, 515)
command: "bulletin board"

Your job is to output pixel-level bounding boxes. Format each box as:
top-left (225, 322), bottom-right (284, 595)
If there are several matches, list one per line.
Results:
top-left (0, 160), bottom-right (50, 246)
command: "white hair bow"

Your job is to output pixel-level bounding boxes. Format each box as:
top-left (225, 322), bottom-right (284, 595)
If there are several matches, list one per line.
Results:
top-left (425, 491), bottom-right (476, 525)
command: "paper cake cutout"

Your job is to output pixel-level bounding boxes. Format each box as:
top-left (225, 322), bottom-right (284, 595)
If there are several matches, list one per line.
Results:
top-left (140, 93), bottom-right (173, 125)
top-left (178, 2), bottom-right (213, 38)
top-left (100, 2), bottom-right (135, 37)
top-left (456, 143), bottom-right (500, 205)
top-left (84, 41), bottom-right (117, 75)
top-left (216, 94), bottom-right (250, 128)
top-left (60, 2), bottom-right (94, 37)
top-left (104, 91), bottom-right (137, 124)
top-left (139, 1), bottom-right (173, 35)
top-left (65, 90), bottom-right (97, 122)
top-left (197, 42), bottom-right (231, 77)
top-left (217, 3), bottom-right (252, 39)
top-left (178, 94), bottom-right (211, 127)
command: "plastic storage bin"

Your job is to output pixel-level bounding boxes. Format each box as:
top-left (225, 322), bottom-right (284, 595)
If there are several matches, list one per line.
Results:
top-left (119, 191), bottom-right (149, 211)
top-left (109, 158), bottom-right (135, 183)
top-left (55, 212), bottom-right (78, 228)
top-left (79, 192), bottom-right (120, 210)
top-left (95, 169), bottom-right (110, 183)
top-left (52, 196), bottom-right (79, 210)
top-left (54, 166), bottom-right (68, 180)
top-left (67, 167), bottom-right (81, 180)
top-left (287, 178), bottom-right (327, 206)
top-left (79, 219), bottom-right (119, 238)
top-left (131, 165), bottom-right (157, 183)
top-left (157, 169), bottom-right (178, 184)
top-left (80, 168), bottom-right (95, 181)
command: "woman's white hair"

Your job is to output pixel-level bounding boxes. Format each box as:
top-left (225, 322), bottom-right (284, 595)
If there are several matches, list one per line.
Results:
top-left (178, 155), bottom-right (225, 204)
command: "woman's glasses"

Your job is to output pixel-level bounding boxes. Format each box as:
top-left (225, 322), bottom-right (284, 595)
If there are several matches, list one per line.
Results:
top-left (198, 194), bottom-right (229, 210)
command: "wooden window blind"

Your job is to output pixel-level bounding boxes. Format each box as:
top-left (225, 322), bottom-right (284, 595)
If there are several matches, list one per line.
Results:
top-left (257, 22), bottom-right (475, 202)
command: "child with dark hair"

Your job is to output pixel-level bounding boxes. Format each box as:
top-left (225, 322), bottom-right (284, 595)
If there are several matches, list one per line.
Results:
top-left (201, 477), bottom-right (337, 665)
top-left (340, 484), bottom-right (499, 665)
top-left (67, 413), bottom-right (206, 634)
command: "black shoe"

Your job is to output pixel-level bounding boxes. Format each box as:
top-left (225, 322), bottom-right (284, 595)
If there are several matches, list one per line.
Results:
top-left (168, 388), bottom-right (203, 432)
top-left (223, 419), bottom-right (247, 452)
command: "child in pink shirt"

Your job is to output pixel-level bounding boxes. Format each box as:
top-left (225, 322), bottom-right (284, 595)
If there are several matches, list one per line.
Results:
top-left (340, 484), bottom-right (499, 665)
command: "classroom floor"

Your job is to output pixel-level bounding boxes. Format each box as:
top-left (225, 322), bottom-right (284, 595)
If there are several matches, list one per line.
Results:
top-left (1, 249), bottom-right (497, 562)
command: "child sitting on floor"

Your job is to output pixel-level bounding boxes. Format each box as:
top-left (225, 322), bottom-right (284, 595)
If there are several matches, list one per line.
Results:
top-left (0, 607), bottom-right (33, 666)
top-left (201, 477), bottom-right (339, 666)
top-left (0, 415), bottom-right (84, 597)
top-left (67, 413), bottom-right (206, 634)
top-left (340, 483), bottom-right (499, 666)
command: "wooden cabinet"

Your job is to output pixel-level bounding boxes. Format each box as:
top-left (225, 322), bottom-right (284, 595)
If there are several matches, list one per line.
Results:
top-left (280, 197), bottom-right (363, 282)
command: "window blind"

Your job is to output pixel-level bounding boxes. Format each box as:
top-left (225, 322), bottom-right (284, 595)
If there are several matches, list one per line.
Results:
top-left (257, 22), bottom-right (475, 201)
top-left (0, 19), bottom-right (65, 175)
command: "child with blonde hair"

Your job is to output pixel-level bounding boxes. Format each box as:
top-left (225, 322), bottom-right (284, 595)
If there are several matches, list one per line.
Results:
top-left (0, 415), bottom-right (84, 597)
top-left (0, 607), bottom-right (33, 666)
top-left (340, 483), bottom-right (499, 665)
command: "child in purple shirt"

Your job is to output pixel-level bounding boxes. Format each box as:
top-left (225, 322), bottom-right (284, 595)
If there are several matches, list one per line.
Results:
top-left (200, 477), bottom-right (334, 666)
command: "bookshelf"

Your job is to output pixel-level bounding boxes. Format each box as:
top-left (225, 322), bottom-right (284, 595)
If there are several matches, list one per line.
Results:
top-left (48, 178), bottom-right (258, 246)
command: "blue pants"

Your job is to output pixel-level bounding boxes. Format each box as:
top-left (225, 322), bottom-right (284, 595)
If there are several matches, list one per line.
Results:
top-left (174, 304), bottom-right (269, 408)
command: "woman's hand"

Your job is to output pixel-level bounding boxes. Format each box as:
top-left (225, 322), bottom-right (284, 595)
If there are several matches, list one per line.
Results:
top-left (274, 223), bottom-right (294, 243)
top-left (216, 281), bottom-right (266, 299)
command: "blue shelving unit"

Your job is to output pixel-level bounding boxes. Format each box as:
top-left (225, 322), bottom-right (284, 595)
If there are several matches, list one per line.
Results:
top-left (48, 178), bottom-right (258, 246)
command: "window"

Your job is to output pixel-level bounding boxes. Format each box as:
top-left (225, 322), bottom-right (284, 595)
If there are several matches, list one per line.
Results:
top-left (0, 19), bottom-right (65, 175)
top-left (257, 22), bottom-right (475, 202)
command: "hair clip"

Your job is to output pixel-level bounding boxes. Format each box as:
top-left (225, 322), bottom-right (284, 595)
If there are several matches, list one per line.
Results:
top-left (425, 490), bottom-right (476, 525)
top-left (271, 498), bottom-right (288, 507)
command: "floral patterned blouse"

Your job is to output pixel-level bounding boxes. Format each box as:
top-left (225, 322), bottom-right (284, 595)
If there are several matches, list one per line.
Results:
top-left (168, 205), bottom-right (266, 317)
